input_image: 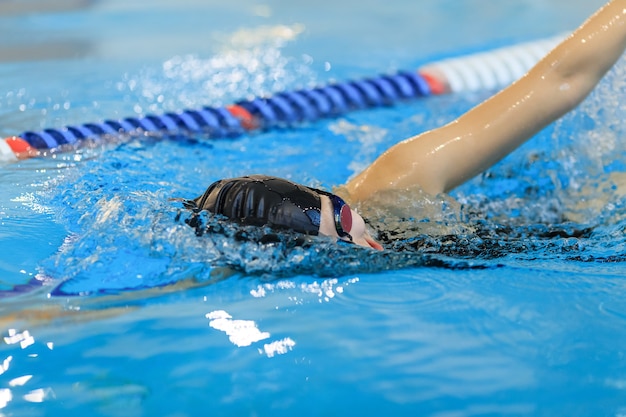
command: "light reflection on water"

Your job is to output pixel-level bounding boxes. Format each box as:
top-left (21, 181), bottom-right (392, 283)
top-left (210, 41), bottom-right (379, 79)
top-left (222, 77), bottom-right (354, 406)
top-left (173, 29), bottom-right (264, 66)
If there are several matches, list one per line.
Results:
top-left (0, 327), bottom-right (56, 410)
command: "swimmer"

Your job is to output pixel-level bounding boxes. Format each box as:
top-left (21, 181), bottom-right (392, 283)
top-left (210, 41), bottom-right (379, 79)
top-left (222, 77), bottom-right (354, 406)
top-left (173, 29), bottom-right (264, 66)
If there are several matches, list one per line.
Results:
top-left (186, 174), bottom-right (383, 250)
top-left (187, 0), bottom-right (626, 250)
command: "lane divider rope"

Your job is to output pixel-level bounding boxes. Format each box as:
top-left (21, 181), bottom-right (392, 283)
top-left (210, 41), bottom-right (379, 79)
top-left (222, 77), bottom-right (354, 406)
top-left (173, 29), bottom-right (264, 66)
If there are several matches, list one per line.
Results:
top-left (0, 33), bottom-right (566, 162)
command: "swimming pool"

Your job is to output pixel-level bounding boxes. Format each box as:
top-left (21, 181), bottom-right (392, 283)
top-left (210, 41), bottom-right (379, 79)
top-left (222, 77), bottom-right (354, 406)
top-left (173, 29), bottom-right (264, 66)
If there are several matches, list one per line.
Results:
top-left (2, 0), bottom-right (626, 415)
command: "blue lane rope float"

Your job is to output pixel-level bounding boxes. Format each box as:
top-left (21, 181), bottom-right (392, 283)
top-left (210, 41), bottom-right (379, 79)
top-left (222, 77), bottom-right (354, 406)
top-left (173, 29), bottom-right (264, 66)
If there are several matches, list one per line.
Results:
top-left (0, 34), bottom-right (566, 162)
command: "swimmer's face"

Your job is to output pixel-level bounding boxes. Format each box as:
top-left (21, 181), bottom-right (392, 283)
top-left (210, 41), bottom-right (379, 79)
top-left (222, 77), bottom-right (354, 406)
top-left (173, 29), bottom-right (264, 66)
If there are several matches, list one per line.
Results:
top-left (318, 195), bottom-right (383, 250)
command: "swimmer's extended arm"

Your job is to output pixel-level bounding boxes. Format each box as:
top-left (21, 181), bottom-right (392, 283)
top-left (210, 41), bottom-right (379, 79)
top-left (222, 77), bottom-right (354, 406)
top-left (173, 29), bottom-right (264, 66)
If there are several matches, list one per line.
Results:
top-left (345, 0), bottom-right (626, 201)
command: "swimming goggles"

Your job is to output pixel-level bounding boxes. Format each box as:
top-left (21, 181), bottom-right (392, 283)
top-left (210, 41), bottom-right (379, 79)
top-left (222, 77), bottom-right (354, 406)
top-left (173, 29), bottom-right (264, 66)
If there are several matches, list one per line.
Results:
top-left (328, 194), bottom-right (353, 242)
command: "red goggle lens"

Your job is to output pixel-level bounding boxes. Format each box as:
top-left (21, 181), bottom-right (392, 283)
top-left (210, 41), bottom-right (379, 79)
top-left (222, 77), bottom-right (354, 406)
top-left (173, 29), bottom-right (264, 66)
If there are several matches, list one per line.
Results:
top-left (339, 204), bottom-right (352, 235)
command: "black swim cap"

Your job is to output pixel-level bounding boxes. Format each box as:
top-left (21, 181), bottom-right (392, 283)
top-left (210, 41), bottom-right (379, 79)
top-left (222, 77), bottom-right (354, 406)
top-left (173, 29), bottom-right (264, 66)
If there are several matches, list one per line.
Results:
top-left (189, 175), bottom-right (323, 235)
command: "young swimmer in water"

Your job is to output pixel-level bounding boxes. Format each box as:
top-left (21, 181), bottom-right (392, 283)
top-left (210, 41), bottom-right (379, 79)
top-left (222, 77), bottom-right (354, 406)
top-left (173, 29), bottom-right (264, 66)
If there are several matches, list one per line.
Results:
top-left (187, 0), bottom-right (626, 250)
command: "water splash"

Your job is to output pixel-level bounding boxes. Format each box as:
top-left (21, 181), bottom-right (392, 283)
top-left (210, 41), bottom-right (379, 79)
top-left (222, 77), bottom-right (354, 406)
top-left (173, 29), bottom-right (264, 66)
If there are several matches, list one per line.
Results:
top-left (118, 24), bottom-right (316, 113)
top-left (40, 124), bottom-right (626, 296)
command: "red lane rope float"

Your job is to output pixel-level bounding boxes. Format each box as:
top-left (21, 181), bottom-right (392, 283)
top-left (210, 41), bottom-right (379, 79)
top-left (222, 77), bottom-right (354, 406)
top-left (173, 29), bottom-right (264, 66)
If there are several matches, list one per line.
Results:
top-left (226, 104), bottom-right (259, 131)
top-left (0, 34), bottom-right (565, 163)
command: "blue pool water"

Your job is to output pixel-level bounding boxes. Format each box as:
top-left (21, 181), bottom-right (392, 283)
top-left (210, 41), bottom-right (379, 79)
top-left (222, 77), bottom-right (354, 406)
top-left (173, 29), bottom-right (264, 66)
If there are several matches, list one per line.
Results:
top-left (2, 0), bottom-right (626, 415)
